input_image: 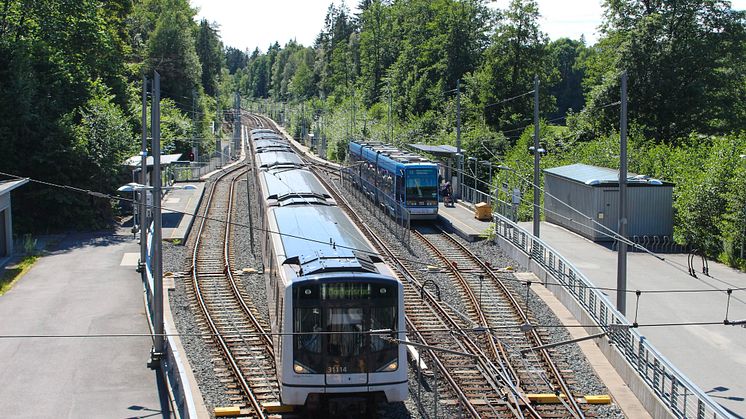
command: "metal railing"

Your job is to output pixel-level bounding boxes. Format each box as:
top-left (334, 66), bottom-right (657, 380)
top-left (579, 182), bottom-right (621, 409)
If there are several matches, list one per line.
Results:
top-left (458, 183), bottom-right (492, 206)
top-left (493, 212), bottom-right (733, 419)
top-left (339, 168), bottom-right (411, 246)
top-left (172, 150), bottom-right (238, 181)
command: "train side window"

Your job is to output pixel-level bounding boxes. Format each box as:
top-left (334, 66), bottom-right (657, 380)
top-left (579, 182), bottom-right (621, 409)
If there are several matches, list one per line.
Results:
top-left (396, 175), bottom-right (404, 202)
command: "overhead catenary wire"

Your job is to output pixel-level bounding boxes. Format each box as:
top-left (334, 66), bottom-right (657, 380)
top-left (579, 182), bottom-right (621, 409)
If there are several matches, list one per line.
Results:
top-left (3, 170), bottom-right (746, 298)
top-left (0, 317), bottom-right (738, 341)
top-left (484, 89), bottom-right (536, 109)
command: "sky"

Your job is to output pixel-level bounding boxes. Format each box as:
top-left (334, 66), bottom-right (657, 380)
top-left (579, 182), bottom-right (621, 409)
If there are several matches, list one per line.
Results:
top-left (191, 0), bottom-right (746, 53)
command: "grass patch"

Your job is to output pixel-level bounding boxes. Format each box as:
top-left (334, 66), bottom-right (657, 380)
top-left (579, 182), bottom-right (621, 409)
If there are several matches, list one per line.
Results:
top-left (0, 255), bottom-right (39, 296)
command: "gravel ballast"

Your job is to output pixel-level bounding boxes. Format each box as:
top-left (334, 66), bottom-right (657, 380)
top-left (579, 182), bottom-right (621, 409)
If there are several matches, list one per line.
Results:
top-left (166, 142), bottom-right (626, 417)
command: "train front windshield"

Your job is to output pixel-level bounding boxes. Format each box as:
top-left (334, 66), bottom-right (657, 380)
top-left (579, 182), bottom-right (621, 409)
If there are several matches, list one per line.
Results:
top-left (405, 168), bottom-right (438, 203)
top-left (293, 282), bottom-right (399, 374)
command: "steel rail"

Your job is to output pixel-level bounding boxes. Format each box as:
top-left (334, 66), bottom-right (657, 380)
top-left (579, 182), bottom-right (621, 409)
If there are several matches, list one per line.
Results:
top-left (307, 160), bottom-right (538, 418)
top-left (223, 167), bottom-right (274, 353)
top-left (428, 226), bottom-right (585, 418)
top-left (190, 166), bottom-right (265, 417)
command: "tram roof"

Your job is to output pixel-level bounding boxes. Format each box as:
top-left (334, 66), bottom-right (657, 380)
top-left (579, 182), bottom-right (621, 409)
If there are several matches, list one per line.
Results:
top-left (351, 140), bottom-right (433, 164)
top-left (272, 206), bottom-right (380, 276)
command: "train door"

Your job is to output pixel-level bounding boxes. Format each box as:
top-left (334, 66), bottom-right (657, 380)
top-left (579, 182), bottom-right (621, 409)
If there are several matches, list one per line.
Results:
top-left (395, 173), bottom-right (404, 203)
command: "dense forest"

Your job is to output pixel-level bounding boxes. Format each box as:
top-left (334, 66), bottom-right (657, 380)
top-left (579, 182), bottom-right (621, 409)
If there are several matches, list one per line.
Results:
top-left (0, 0), bottom-right (745, 269)
top-left (232, 0), bottom-right (746, 269)
top-left (0, 0), bottom-right (234, 231)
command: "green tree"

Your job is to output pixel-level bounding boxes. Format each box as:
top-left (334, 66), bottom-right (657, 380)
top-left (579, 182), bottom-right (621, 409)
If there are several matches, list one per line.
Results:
top-left (584, 0), bottom-right (746, 142)
top-left (196, 19), bottom-right (223, 97)
top-left (0, 0), bottom-right (133, 231)
top-left (146, 0), bottom-right (201, 106)
top-left (225, 46), bottom-right (247, 74)
top-left (547, 38), bottom-right (586, 119)
top-left (473, 0), bottom-right (554, 134)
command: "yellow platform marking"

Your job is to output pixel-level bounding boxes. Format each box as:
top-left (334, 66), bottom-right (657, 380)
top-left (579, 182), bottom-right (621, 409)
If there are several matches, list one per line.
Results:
top-left (214, 406), bottom-right (240, 417)
top-left (585, 395), bottom-right (612, 404)
top-left (527, 393), bottom-right (566, 403)
top-left (527, 393), bottom-right (612, 404)
top-left (263, 401), bottom-right (294, 413)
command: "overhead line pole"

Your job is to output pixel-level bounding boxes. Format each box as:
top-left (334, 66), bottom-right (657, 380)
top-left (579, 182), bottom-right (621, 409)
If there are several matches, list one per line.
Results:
top-left (139, 75), bottom-right (148, 274)
top-left (533, 75), bottom-right (540, 238)
top-left (151, 70), bottom-right (164, 365)
top-left (617, 71), bottom-right (629, 315)
top-left (388, 80), bottom-right (392, 143)
top-left (456, 79), bottom-right (462, 198)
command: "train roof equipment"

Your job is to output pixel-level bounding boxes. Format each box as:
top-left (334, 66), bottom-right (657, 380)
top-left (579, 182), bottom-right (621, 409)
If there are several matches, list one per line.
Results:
top-left (255, 151), bottom-right (304, 170)
top-left (270, 206), bottom-right (383, 277)
top-left (250, 128), bottom-right (276, 135)
top-left (254, 138), bottom-right (292, 153)
top-left (258, 168), bottom-right (333, 206)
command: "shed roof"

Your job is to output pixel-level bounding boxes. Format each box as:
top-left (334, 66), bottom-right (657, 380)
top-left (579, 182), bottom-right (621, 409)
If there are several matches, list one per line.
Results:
top-left (124, 154), bottom-right (184, 167)
top-left (0, 178), bottom-right (29, 195)
top-left (409, 143), bottom-right (459, 157)
top-left (544, 163), bottom-right (670, 186)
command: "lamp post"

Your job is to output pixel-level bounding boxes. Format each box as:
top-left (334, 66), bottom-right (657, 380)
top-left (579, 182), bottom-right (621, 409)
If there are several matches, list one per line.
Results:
top-left (480, 161), bottom-right (492, 203)
top-left (468, 156), bottom-right (477, 195)
top-left (118, 182), bottom-right (195, 367)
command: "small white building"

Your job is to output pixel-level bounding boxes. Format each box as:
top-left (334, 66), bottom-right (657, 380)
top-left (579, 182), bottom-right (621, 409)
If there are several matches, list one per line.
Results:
top-left (0, 178), bottom-right (29, 258)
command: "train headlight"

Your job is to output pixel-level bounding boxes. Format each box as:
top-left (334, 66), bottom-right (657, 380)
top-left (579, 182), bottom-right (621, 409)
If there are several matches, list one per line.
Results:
top-left (294, 361), bottom-right (312, 374)
top-left (376, 359), bottom-right (398, 372)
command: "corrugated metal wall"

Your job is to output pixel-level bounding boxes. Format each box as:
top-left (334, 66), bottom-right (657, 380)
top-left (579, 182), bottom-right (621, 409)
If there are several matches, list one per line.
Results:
top-left (544, 174), bottom-right (674, 242)
top-left (544, 173), bottom-right (598, 239)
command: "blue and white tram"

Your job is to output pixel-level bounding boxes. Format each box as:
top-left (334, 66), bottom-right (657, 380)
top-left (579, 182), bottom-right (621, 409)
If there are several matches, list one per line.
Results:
top-left (348, 141), bottom-right (439, 220)
top-left (252, 135), bottom-right (408, 408)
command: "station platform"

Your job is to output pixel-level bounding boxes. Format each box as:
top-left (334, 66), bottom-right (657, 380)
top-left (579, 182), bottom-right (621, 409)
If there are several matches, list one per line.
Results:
top-left (517, 220), bottom-right (746, 417)
top-left (0, 228), bottom-right (169, 417)
top-left (436, 200), bottom-right (493, 242)
top-left (161, 182), bottom-right (205, 243)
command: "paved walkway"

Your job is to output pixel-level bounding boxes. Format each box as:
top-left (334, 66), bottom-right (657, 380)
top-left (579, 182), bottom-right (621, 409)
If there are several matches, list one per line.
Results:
top-left (0, 228), bottom-right (168, 418)
top-left (519, 220), bottom-right (746, 418)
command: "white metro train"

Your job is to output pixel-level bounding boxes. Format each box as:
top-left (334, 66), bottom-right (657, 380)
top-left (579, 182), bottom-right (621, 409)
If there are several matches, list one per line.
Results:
top-left (249, 128), bottom-right (408, 410)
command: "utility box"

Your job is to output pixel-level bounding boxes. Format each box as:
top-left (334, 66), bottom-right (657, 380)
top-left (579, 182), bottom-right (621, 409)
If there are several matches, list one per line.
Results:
top-left (474, 202), bottom-right (492, 220)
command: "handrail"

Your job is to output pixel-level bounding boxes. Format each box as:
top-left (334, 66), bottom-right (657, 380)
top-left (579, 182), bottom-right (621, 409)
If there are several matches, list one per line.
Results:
top-left (492, 212), bottom-right (733, 419)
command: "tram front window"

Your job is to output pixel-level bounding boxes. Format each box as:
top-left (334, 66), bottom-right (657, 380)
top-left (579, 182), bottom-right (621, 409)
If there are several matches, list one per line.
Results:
top-left (405, 169), bottom-right (437, 202)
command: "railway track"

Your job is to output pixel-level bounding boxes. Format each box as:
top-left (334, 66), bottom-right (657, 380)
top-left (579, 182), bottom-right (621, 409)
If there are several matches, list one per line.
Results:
top-left (413, 226), bottom-right (589, 417)
top-left (190, 157), bottom-right (278, 417)
top-left (250, 112), bottom-right (593, 417)
top-left (302, 162), bottom-right (556, 418)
